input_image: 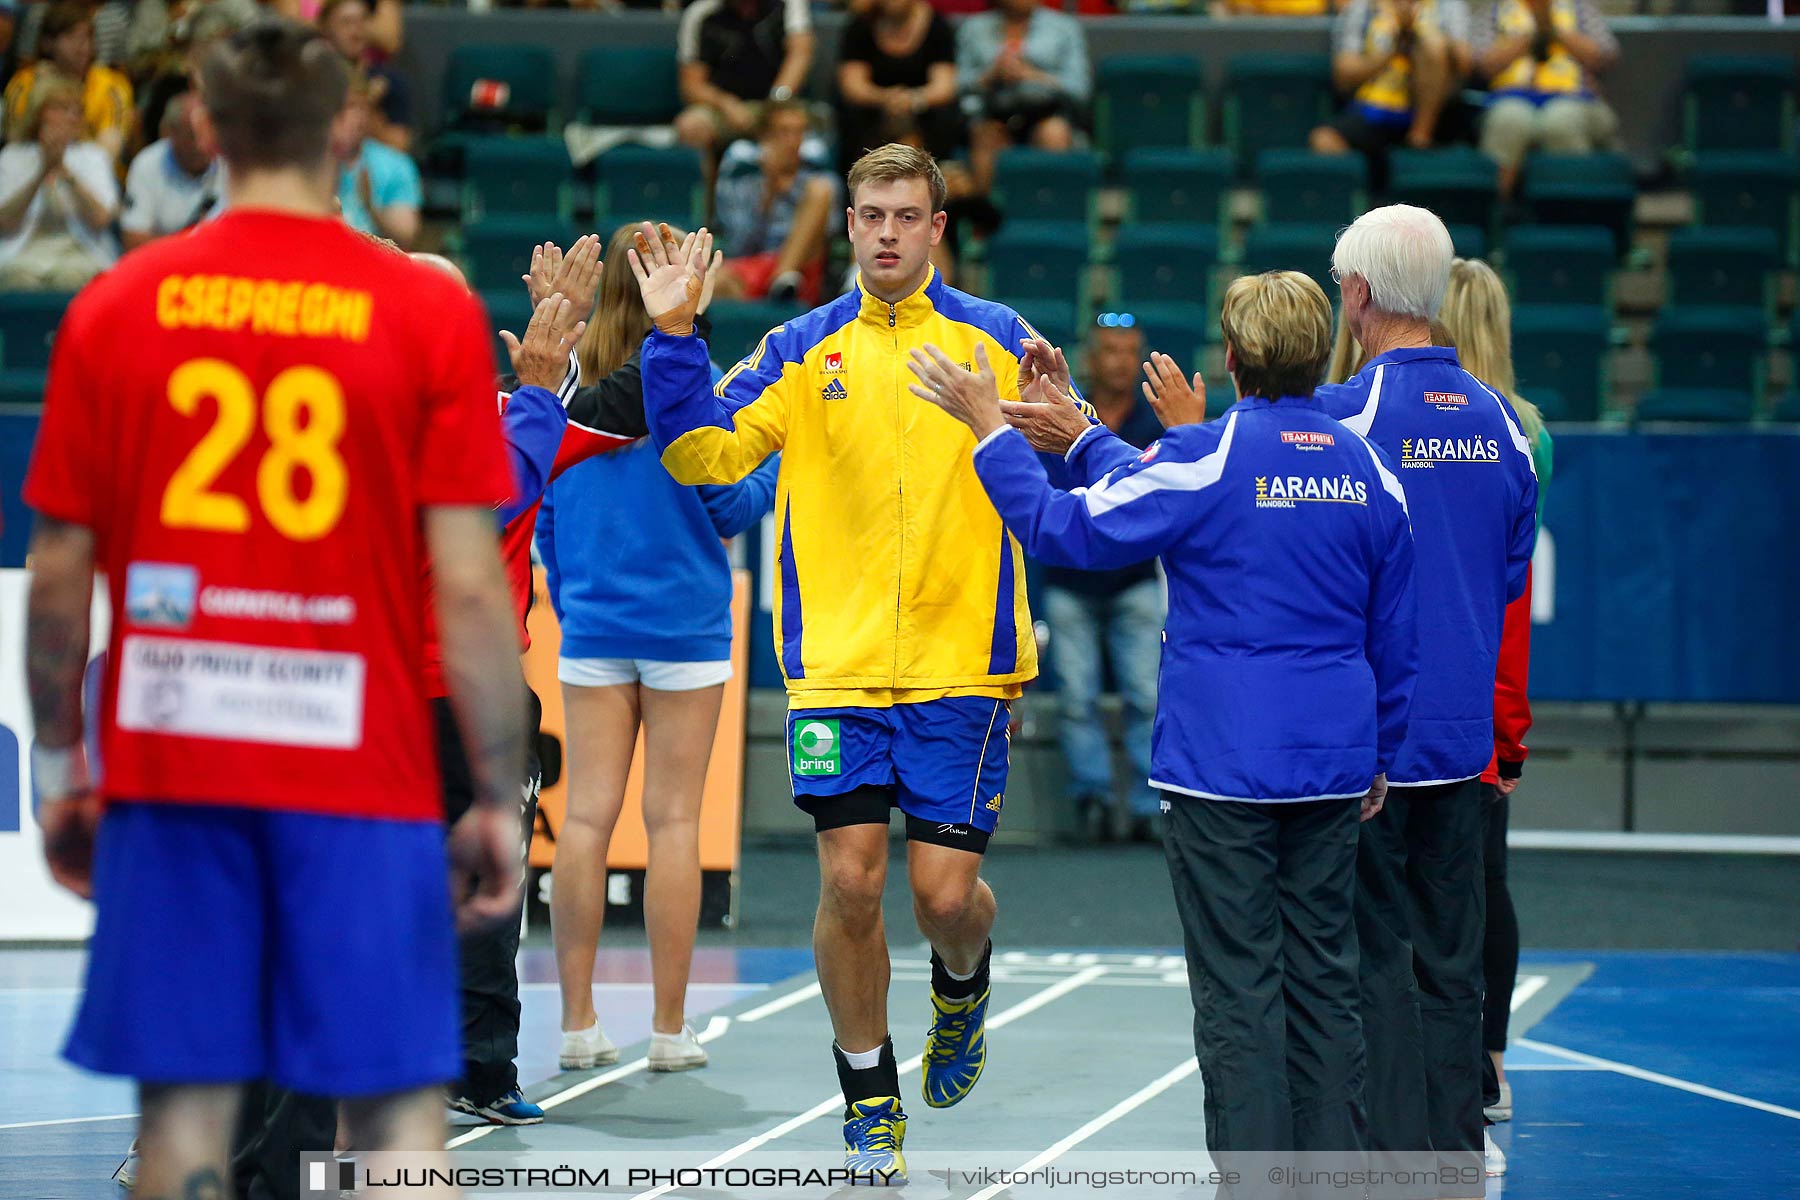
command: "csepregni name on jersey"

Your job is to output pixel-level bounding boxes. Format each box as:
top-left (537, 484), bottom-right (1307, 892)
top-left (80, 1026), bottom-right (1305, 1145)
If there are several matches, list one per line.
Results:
top-left (1399, 436), bottom-right (1501, 468)
top-left (1254, 474), bottom-right (1369, 508)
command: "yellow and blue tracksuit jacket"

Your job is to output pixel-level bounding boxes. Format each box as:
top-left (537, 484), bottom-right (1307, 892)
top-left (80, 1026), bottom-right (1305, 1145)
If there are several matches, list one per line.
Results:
top-left (640, 266), bottom-right (1090, 710)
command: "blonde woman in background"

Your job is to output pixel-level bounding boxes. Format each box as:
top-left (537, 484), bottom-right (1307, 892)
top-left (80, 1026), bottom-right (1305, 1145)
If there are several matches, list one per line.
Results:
top-left (1437, 256), bottom-right (1553, 1171)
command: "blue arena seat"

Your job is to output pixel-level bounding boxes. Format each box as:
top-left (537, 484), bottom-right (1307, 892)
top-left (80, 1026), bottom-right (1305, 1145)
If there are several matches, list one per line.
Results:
top-left (1112, 224), bottom-right (1220, 307)
top-left (1223, 55), bottom-right (1333, 171)
top-left (1649, 305), bottom-right (1768, 398)
top-left (1683, 56), bottom-right (1796, 155)
top-left (1094, 56), bottom-right (1206, 160)
top-left (1688, 152), bottom-right (1800, 267)
top-left (576, 46), bottom-right (682, 126)
top-left (1521, 152), bottom-right (1636, 257)
top-left (1503, 225), bottom-right (1614, 308)
top-left (985, 222), bottom-right (1091, 306)
top-left (1511, 303), bottom-right (1611, 422)
top-left (594, 144), bottom-right (705, 228)
top-left (1665, 226), bottom-right (1781, 311)
top-left (992, 149), bottom-right (1103, 227)
top-left (1122, 147), bottom-right (1233, 229)
top-left (461, 136), bottom-right (572, 221)
top-left (1256, 150), bottom-right (1367, 227)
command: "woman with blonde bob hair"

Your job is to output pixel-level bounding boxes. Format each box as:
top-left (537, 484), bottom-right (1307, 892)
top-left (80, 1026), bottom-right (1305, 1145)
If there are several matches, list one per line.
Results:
top-left (914, 269), bottom-right (1419, 1172)
top-left (1436, 256), bottom-right (1552, 1146)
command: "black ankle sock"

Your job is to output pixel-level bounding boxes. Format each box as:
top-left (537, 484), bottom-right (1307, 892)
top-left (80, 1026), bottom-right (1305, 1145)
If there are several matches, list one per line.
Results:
top-left (930, 939), bottom-right (992, 1000)
top-left (834, 1037), bottom-right (899, 1116)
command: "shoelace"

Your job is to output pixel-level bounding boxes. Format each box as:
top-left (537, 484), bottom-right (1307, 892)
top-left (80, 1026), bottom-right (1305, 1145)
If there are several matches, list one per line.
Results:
top-left (925, 1003), bottom-right (976, 1066)
top-left (846, 1112), bottom-right (899, 1153)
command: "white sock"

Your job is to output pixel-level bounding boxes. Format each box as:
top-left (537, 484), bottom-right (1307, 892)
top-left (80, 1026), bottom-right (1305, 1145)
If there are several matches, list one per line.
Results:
top-left (839, 1043), bottom-right (884, 1070)
top-left (943, 959), bottom-right (979, 982)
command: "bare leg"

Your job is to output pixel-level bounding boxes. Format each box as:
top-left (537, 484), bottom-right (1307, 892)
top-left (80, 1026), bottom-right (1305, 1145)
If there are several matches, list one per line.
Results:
top-left (814, 822), bottom-right (891, 1053)
top-left (551, 681), bottom-right (641, 1033)
top-left (1310, 124), bottom-right (1352, 155)
top-left (1406, 33), bottom-right (1453, 146)
top-left (134, 1083), bottom-right (241, 1200)
top-left (968, 119), bottom-right (1010, 197)
top-left (907, 840), bottom-right (995, 974)
top-left (637, 682), bottom-right (725, 1033)
top-left (1031, 115), bottom-right (1076, 152)
top-left (341, 1087), bottom-right (460, 1200)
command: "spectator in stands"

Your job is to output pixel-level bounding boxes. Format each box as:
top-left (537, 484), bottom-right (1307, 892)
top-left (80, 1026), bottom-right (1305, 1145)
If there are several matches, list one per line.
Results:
top-left (1474, 0), bottom-right (1618, 197)
top-left (1042, 316), bottom-right (1166, 844)
top-left (333, 74), bottom-right (419, 248)
top-left (674, 0), bottom-right (815, 156)
top-left (1436, 257), bottom-right (1552, 1152)
top-left (120, 92), bottom-right (219, 251)
top-left (1311, 0), bottom-right (1472, 182)
top-left (836, 0), bottom-right (962, 173)
top-left (1221, 0), bottom-right (1333, 12)
top-left (318, 0), bottom-right (411, 152)
top-left (712, 101), bottom-right (836, 307)
top-left (15, 0), bottom-right (127, 69)
top-left (546, 224), bottom-right (778, 1078)
top-left (3, 2), bottom-right (133, 164)
top-left (132, 0), bottom-right (256, 160)
top-left (956, 0), bottom-right (1090, 195)
top-left (0, 78), bottom-right (118, 290)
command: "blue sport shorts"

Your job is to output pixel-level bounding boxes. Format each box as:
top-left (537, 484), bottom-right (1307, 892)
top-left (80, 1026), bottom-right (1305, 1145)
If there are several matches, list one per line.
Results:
top-left (64, 801), bottom-right (459, 1097)
top-left (786, 697), bottom-right (1011, 842)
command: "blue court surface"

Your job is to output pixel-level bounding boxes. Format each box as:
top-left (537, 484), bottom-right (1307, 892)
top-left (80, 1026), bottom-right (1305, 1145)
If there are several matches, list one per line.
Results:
top-left (2, 946), bottom-right (1796, 1198)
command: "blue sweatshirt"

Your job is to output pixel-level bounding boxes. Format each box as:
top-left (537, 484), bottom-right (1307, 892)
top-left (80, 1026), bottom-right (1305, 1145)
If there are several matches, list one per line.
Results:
top-left (538, 440), bottom-right (779, 663)
top-left (975, 397), bottom-right (1419, 804)
top-left (1316, 346), bottom-right (1539, 786)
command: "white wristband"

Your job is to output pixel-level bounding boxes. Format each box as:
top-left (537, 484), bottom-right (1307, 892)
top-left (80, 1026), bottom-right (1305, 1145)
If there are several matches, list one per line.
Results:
top-left (31, 742), bottom-right (91, 808)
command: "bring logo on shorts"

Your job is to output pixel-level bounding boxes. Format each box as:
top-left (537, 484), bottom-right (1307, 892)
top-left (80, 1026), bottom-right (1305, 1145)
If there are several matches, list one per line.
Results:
top-left (793, 718), bottom-right (841, 776)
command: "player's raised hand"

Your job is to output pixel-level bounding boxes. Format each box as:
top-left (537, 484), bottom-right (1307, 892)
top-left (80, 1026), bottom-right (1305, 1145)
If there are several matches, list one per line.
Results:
top-left (1018, 334), bottom-right (1072, 400)
top-left (1002, 377), bottom-right (1093, 456)
top-left (500, 292), bottom-right (586, 392)
top-left (908, 343), bottom-right (1005, 438)
top-left (549, 233), bottom-right (603, 317)
top-left (1141, 352), bottom-right (1209, 429)
top-left (697, 249), bottom-right (726, 317)
top-left (447, 806), bottom-right (524, 933)
top-left (523, 240), bottom-right (564, 307)
top-left (627, 221), bottom-right (711, 336)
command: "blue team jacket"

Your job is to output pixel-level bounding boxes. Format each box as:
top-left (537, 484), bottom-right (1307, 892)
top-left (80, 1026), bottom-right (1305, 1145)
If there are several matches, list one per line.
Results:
top-left (1316, 347), bottom-right (1539, 786)
top-left (974, 396), bottom-right (1420, 803)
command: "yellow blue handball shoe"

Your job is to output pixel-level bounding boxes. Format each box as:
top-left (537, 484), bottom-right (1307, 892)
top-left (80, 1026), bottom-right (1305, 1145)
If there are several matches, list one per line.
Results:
top-left (843, 1096), bottom-right (907, 1185)
top-left (922, 946), bottom-right (991, 1109)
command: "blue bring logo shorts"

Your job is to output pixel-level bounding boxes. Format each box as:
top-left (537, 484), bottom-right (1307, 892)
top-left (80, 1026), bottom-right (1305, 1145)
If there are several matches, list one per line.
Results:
top-left (63, 800), bottom-right (460, 1097)
top-left (786, 697), bottom-right (1011, 848)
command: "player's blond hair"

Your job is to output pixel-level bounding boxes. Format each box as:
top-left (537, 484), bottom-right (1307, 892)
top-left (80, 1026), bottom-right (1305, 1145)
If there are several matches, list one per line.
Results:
top-left (575, 224), bottom-right (655, 386)
top-left (1439, 258), bottom-right (1545, 441)
top-left (1219, 271), bottom-right (1334, 401)
top-left (846, 143), bottom-right (946, 213)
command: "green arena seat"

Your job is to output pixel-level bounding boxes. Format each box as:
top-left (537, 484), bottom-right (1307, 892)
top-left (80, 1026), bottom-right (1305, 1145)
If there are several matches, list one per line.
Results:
top-left (1511, 303), bottom-right (1610, 422)
top-left (1122, 147), bottom-right (1233, 228)
top-left (1503, 225), bottom-right (1614, 308)
top-left (1683, 56), bottom-right (1796, 155)
top-left (595, 144), bottom-right (705, 229)
top-left (1649, 304), bottom-right (1768, 398)
top-left (1257, 150), bottom-right (1367, 227)
top-left (1095, 56), bottom-right (1206, 160)
top-left (993, 149), bottom-right (1103, 227)
top-left (576, 46), bottom-right (682, 126)
top-left (461, 136), bottom-right (572, 221)
top-left (1113, 224), bottom-right (1220, 307)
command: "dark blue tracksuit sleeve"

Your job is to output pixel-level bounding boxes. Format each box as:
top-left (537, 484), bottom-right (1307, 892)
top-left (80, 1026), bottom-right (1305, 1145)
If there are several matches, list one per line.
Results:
top-left (972, 423), bottom-right (1223, 571)
top-left (1366, 483), bottom-right (1420, 776)
top-left (697, 452), bottom-right (781, 539)
top-left (497, 384), bottom-right (570, 526)
top-left (1504, 467), bottom-right (1538, 604)
top-left (1062, 423), bottom-right (1146, 486)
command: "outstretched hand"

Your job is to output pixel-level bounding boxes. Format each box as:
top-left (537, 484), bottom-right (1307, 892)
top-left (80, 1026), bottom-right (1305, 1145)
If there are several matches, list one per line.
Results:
top-left (907, 343), bottom-right (1005, 439)
top-left (1018, 333), bottom-right (1072, 400)
top-left (1141, 352), bottom-right (1209, 429)
top-left (1001, 376), bottom-right (1092, 455)
top-left (500, 292), bottom-right (587, 392)
top-left (626, 221), bottom-right (712, 336)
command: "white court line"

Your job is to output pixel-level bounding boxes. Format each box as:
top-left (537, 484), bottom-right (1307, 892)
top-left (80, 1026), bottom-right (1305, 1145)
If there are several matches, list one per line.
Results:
top-left (1514, 1037), bottom-right (1800, 1121)
top-left (738, 981), bottom-right (822, 1022)
top-left (628, 965), bottom-right (1110, 1200)
top-left (1508, 830), bottom-right (1800, 855)
top-left (0, 1112), bottom-right (137, 1131)
top-left (1510, 974), bottom-right (1548, 1011)
top-left (448, 1015), bottom-right (734, 1148)
top-left (1504, 1064), bottom-right (1606, 1072)
top-left (967, 1057), bottom-right (1201, 1200)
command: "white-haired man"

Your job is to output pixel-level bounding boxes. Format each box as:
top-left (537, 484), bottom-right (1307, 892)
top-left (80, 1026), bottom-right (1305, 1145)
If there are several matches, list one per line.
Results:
top-left (1314, 204), bottom-right (1537, 1192)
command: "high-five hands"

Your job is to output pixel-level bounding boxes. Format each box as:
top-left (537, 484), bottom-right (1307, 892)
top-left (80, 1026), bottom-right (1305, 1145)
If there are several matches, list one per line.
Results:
top-left (1002, 377), bottom-right (1092, 455)
top-left (500, 293), bottom-right (587, 392)
top-left (627, 221), bottom-right (713, 337)
top-left (1141, 352), bottom-right (1209, 429)
top-left (908, 343), bottom-right (1005, 439)
top-left (524, 233), bottom-right (604, 315)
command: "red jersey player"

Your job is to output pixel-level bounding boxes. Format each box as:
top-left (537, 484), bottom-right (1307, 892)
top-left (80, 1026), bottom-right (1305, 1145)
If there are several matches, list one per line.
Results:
top-left (23, 22), bottom-right (526, 1200)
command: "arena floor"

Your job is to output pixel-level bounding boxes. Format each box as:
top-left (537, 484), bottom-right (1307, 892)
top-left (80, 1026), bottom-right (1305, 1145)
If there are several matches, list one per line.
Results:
top-left (4, 937), bottom-right (1798, 1199)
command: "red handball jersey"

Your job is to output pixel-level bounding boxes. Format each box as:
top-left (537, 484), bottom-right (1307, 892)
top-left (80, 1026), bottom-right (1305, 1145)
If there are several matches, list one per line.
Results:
top-left (23, 210), bottom-right (512, 822)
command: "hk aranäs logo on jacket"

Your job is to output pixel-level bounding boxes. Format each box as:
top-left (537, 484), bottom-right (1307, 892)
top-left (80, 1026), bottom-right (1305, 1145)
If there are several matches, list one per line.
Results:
top-left (1399, 435), bottom-right (1501, 468)
top-left (1254, 473), bottom-right (1369, 508)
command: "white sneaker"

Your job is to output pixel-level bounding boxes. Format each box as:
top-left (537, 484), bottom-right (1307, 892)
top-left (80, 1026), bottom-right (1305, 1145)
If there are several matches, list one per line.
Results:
top-left (559, 1021), bottom-right (620, 1070)
top-left (1485, 1127), bottom-right (1508, 1177)
top-left (1484, 1078), bottom-right (1513, 1123)
top-left (648, 1023), bottom-right (709, 1072)
top-left (113, 1138), bottom-right (139, 1190)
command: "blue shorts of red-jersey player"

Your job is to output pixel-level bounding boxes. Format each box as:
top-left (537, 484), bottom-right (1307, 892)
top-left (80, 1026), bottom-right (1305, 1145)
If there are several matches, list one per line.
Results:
top-left (64, 801), bottom-right (458, 1096)
top-left (786, 697), bottom-right (1012, 853)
